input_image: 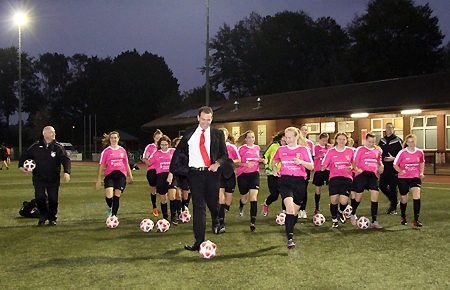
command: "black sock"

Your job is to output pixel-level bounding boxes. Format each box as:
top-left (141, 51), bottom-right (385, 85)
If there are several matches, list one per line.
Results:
top-left (112, 196), bottom-right (120, 216)
top-left (330, 203), bottom-right (338, 219)
top-left (250, 201), bottom-right (257, 224)
top-left (413, 199), bottom-right (420, 221)
top-left (219, 204), bottom-right (226, 225)
top-left (285, 214), bottom-right (295, 240)
top-left (151, 194), bottom-right (157, 208)
top-left (400, 202), bottom-right (407, 218)
top-left (281, 201), bottom-right (286, 211)
top-left (161, 203), bottom-right (168, 219)
top-left (187, 192), bottom-right (191, 205)
top-left (300, 191), bottom-right (307, 210)
top-left (239, 200), bottom-right (244, 209)
top-left (169, 200), bottom-right (176, 218)
top-left (181, 199), bottom-right (187, 210)
top-left (225, 204), bottom-right (230, 211)
top-left (315, 194), bottom-right (320, 210)
top-left (106, 197), bottom-right (113, 208)
top-left (371, 201), bottom-right (378, 222)
top-left (351, 198), bottom-right (360, 214)
top-left (176, 199), bottom-right (182, 214)
top-left (339, 203), bottom-right (347, 213)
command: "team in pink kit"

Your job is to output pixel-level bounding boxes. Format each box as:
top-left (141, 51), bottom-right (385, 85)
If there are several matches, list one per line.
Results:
top-left (95, 113), bottom-right (425, 251)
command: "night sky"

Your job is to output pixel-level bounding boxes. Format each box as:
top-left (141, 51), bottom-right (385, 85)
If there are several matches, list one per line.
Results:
top-left (1, 0), bottom-right (449, 93)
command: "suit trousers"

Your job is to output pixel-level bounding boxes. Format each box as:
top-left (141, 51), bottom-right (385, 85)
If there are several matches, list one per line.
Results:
top-left (187, 169), bottom-right (220, 243)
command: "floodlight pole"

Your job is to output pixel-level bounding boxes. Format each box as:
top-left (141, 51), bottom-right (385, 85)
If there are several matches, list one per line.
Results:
top-left (18, 23), bottom-right (23, 156)
top-left (205, 0), bottom-right (210, 106)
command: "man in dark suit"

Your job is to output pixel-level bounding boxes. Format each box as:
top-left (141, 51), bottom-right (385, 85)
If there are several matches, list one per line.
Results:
top-left (169, 106), bottom-right (229, 251)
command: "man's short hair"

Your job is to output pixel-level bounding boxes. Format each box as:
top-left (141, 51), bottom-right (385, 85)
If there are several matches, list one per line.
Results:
top-left (198, 106), bottom-right (213, 116)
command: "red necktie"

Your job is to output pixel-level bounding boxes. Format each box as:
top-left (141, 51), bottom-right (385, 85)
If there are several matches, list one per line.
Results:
top-left (200, 129), bottom-right (210, 167)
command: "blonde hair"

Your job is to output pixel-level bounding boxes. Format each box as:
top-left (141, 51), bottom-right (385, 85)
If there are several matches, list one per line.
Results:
top-left (172, 136), bottom-right (182, 148)
top-left (347, 137), bottom-right (355, 147)
top-left (219, 128), bottom-right (235, 144)
top-left (102, 131), bottom-right (120, 148)
top-left (403, 134), bottom-right (417, 148)
top-left (285, 126), bottom-right (304, 146)
top-left (153, 129), bottom-right (163, 139)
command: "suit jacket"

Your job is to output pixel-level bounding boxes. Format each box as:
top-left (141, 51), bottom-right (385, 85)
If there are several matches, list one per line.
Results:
top-left (170, 125), bottom-right (234, 179)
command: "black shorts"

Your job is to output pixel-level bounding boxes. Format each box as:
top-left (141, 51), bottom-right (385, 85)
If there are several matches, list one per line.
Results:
top-left (398, 178), bottom-right (422, 195)
top-left (173, 175), bottom-right (189, 191)
top-left (146, 169), bottom-right (157, 187)
top-left (104, 170), bottom-right (126, 192)
top-left (278, 175), bottom-right (307, 206)
top-left (220, 172), bottom-right (236, 193)
top-left (352, 171), bottom-right (379, 193)
top-left (237, 171), bottom-right (260, 195)
top-left (267, 175), bottom-right (280, 195)
top-left (156, 172), bottom-right (176, 194)
top-left (328, 176), bottom-right (352, 196)
top-left (312, 170), bottom-right (330, 186)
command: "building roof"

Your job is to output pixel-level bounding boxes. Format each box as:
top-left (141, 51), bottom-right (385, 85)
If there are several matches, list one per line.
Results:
top-left (115, 129), bottom-right (139, 141)
top-left (141, 72), bottom-right (450, 131)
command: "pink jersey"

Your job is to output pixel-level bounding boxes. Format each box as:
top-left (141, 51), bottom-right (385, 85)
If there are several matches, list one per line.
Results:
top-left (99, 146), bottom-right (129, 177)
top-left (237, 144), bottom-right (261, 176)
top-left (149, 148), bottom-right (175, 174)
top-left (322, 146), bottom-right (354, 180)
top-left (313, 144), bottom-right (331, 170)
top-left (143, 143), bottom-right (157, 170)
top-left (305, 139), bottom-right (314, 155)
top-left (354, 146), bottom-right (382, 176)
top-left (226, 143), bottom-right (240, 161)
top-left (272, 145), bottom-right (313, 179)
top-left (393, 148), bottom-right (425, 179)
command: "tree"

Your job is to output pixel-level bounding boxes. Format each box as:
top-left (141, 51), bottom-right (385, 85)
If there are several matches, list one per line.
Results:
top-left (348, 0), bottom-right (445, 82)
top-left (209, 11), bottom-right (351, 97)
top-left (181, 85), bottom-right (226, 106)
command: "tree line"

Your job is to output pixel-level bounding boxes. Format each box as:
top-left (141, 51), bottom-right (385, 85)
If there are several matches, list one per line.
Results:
top-left (1, 0), bottom-right (449, 147)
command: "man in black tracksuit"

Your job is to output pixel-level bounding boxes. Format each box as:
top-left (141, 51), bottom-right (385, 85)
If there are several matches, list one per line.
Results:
top-left (19, 126), bottom-right (71, 226)
top-left (378, 122), bottom-right (403, 214)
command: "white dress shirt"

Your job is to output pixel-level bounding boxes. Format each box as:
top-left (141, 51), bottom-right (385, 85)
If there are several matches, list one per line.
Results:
top-left (188, 125), bottom-right (211, 167)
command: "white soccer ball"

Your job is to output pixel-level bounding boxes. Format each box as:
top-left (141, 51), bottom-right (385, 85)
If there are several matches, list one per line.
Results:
top-left (199, 240), bottom-right (217, 259)
top-left (179, 210), bottom-right (191, 223)
top-left (343, 206), bottom-right (353, 219)
top-left (23, 159), bottom-right (36, 172)
top-left (276, 213), bottom-right (286, 225)
top-left (357, 216), bottom-right (371, 230)
top-left (140, 219), bottom-right (154, 232)
top-left (106, 215), bottom-right (119, 228)
top-left (156, 218), bottom-right (170, 232)
top-left (313, 213), bottom-right (326, 226)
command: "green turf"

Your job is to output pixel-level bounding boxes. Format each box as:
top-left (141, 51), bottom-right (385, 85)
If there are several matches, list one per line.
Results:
top-left (1, 163), bottom-right (449, 289)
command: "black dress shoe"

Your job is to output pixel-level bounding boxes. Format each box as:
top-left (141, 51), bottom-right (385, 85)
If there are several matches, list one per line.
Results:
top-left (184, 243), bottom-right (201, 251)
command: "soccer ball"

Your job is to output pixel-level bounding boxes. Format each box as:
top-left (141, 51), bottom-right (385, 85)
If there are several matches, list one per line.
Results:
top-left (199, 240), bottom-right (217, 259)
top-left (140, 219), bottom-right (154, 232)
top-left (23, 159), bottom-right (36, 172)
top-left (275, 213), bottom-right (286, 225)
top-left (106, 215), bottom-right (119, 228)
top-left (313, 213), bottom-right (326, 226)
top-left (179, 210), bottom-right (191, 223)
top-left (357, 216), bottom-right (371, 230)
top-left (156, 218), bottom-right (170, 232)
top-left (343, 206), bottom-right (353, 219)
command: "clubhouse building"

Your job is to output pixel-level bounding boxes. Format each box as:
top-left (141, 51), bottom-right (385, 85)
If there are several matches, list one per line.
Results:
top-left (142, 72), bottom-right (450, 172)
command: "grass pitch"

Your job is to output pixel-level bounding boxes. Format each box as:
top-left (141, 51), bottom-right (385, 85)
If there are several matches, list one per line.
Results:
top-left (0, 163), bottom-right (449, 289)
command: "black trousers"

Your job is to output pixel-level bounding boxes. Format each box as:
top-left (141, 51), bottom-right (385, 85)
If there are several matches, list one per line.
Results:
top-left (187, 170), bottom-right (220, 244)
top-left (34, 185), bottom-right (59, 221)
top-left (379, 170), bottom-right (398, 209)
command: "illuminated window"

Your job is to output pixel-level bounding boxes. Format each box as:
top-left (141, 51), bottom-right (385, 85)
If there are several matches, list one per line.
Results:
top-left (411, 116), bottom-right (437, 150)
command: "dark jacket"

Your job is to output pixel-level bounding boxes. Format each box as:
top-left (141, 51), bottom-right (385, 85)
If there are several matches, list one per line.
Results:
top-left (19, 138), bottom-right (71, 186)
top-left (378, 134), bottom-right (403, 173)
top-left (170, 125), bottom-right (233, 178)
